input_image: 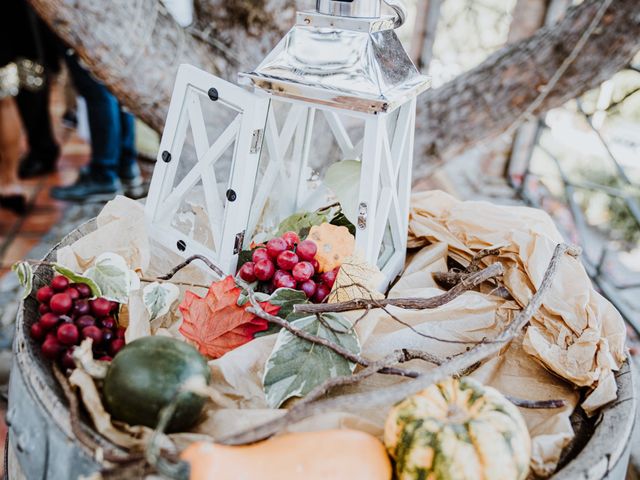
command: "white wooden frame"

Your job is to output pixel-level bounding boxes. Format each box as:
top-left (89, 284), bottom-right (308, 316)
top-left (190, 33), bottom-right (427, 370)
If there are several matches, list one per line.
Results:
top-left (145, 64), bottom-right (269, 273)
top-left (245, 95), bottom-right (417, 288)
top-left (147, 64), bottom-right (417, 286)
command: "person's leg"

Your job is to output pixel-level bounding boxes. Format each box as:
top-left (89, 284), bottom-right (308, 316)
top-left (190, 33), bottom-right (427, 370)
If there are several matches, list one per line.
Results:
top-left (118, 107), bottom-right (140, 181)
top-left (51, 53), bottom-right (122, 201)
top-left (0, 97), bottom-right (27, 213)
top-left (15, 79), bottom-right (60, 178)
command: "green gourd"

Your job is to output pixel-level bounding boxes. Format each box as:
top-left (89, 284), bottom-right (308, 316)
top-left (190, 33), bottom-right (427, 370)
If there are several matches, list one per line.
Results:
top-left (103, 336), bottom-right (211, 432)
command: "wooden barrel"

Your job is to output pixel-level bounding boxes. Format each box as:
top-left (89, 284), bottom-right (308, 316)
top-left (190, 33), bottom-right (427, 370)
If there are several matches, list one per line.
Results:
top-left (6, 220), bottom-right (637, 479)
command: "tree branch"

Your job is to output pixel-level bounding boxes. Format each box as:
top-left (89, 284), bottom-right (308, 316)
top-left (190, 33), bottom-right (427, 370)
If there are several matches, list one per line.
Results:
top-left (220, 243), bottom-right (579, 445)
top-left (26, 0), bottom-right (640, 173)
top-left (294, 262), bottom-right (504, 314)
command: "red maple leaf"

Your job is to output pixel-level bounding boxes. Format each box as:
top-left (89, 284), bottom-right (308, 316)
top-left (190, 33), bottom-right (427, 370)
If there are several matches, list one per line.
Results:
top-left (178, 276), bottom-right (280, 359)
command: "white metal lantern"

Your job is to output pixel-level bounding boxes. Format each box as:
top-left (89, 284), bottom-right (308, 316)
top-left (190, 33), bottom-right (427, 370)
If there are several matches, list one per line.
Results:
top-left (145, 0), bottom-right (429, 289)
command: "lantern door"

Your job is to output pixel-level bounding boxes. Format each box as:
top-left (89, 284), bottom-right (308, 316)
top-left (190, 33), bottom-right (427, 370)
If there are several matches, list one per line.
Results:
top-left (244, 98), bottom-right (416, 288)
top-left (145, 64), bottom-right (269, 273)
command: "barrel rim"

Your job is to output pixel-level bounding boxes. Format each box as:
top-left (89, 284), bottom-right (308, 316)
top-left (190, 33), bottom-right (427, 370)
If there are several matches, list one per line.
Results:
top-left (11, 219), bottom-right (638, 477)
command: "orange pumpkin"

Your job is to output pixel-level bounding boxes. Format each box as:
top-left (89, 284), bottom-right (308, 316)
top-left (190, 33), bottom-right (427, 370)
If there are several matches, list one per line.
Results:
top-left (182, 429), bottom-right (392, 480)
top-left (307, 223), bottom-right (355, 273)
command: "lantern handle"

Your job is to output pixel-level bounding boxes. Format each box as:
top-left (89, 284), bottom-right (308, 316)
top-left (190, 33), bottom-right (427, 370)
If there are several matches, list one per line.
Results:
top-left (383, 0), bottom-right (407, 28)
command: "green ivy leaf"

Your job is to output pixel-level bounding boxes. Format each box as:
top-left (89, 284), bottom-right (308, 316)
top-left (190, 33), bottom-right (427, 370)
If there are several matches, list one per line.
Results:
top-left (275, 211), bottom-right (327, 238)
top-left (53, 264), bottom-right (102, 298)
top-left (84, 253), bottom-right (138, 303)
top-left (12, 262), bottom-right (33, 300)
top-left (262, 314), bottom-right (360, 408)
top-left (253, 288), bottom-right (309, 337)
top-left (236, 249), bottom-right (255, 271)
top-left (329, 209), bottom-right (356, 236)
top-left (142, 282), bottom-right (180, 321)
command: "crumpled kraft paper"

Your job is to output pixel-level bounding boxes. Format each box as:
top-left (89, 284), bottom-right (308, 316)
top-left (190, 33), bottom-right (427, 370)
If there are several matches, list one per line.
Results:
top-left (407, 190), bottom-right (626, 415)
top-left (61, 193), bottom-right (627, 477)
top-left (56, 196), bottom-right (150, 273)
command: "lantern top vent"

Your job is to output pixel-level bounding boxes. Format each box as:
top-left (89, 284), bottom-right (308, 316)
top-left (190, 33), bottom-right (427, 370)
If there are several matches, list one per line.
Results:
top-left (239, 0), bottom-right (430, 114)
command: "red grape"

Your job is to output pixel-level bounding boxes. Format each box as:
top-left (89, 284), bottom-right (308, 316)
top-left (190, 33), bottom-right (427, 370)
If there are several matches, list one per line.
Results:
top-left (72, 300), bottom-right (91, 317)
top-left (100, 316), bottom-right (116, 329)
top-left (61, 348), bottom-right (76, 369)
top-left (101, 328), bottom-right (114, 344)
top-left (66, 288), bottom-right (80, 301)
top-left (90, 298), bottom-right (111, 317)
top-left (266, 237), bottom-right (287, 258)
top-left (57, 323), bottom-right (79, 345)
top-left (82, 325), bottom-right (103, 344)
top-left (76, 315), bottom-right (96, 329)
top-left (292, 261), bottom-right (314, 282)
top-left (274, 272), bottom-right (296, 289)
top-left (40, 313), bottom-right (60, 330)
top-left (299, 279), bottom-right (317, 299)
top-left (296, 240), bottom-right (317, 261)
top-left (109, 301), bottom-right (119, 313)
top-left (254, 259), bottom-right (276, 281)
top-left (50, 293), bottom-right (72, 314)
top-left (320, 268), bottom-right (339, 289)
top-left (41, 338), bottom-right (63, 359)
top-left (38, 304), bottom-right (50, 315)
top-left (313, 283), bottom-right (330, 303)
top-left (72, 283), bottom-right (92, 298)
top-left (59, 315), bottom-right (73, 324)
top-left (239, 262), bottom-right (257, 282)
top-left (36, 286), bottom-right (54, 303)
top-left (311, 258), bottom-right (320, 271)
top-left (277, 251), bottom-right (299, 270)
top-left (272, 269), bottom-right (289, 284)
top-left (252, 248), bottom-right (270, 263)
top-left (115, 327), bottom-right (126, 339)
top-left (282, 231), bottom-right (300, 249)
top-left (110, 339), bottom-right (125, 356)
top-left (51, 275), bottom-right (69, 292)
top-left (30, 322), bottom-right (46, 341)
top-left (99, 355), bottom-right (112, 362)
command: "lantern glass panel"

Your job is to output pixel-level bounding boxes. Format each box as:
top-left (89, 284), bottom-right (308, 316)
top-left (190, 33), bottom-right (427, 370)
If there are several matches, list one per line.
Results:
top-left (245, 101), bottom-right (369, 245)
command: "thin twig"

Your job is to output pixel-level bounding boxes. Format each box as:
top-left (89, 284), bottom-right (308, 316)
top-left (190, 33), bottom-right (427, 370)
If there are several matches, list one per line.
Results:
top-left (52, 365), bottom-right (142, 464)
top-left (138, 276), bottom-right (210, 290)
top-left (467, 247), bottom-right (502, 272)
top-left (157, 254), bottom-right (225, 281)
top-left (220, 244), bottom-right (579, 445)
top-left (294, 262), bottom-right (504, 314)
top-left (505, 396), bottom-right (566, 409)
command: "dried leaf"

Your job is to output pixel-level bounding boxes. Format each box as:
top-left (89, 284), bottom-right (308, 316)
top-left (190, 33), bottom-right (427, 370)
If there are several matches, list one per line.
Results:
top-left (275, 211), bottom-right (328, 238)
top-left (69, 369), bottom-right (150, 448)
top-left (11, 261), bottom-right (33, 300)
top-left (262, 314), bottom-right (360, 408)
top-left (143, 282), bottom-right (180, 321)
top-left (179, 276), bottom-right (280, 359)
top-left (72, 338), bottom-right (109, 379)
top-left (328, 255), bottom-right (384, 303)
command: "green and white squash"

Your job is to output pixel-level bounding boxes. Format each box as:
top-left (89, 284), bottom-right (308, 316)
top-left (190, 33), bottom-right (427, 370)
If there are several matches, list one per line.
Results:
top-left (384, 377), bottom-right (531, 480)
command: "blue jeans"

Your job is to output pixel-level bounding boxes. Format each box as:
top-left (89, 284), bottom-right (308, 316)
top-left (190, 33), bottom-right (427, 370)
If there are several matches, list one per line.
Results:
top-left (64, 53), bottom-right (137, 183)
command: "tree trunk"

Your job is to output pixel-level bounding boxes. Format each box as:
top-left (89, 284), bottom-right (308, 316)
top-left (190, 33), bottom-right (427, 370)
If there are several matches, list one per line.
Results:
top-left (27, 0), bottom-right (640, 170)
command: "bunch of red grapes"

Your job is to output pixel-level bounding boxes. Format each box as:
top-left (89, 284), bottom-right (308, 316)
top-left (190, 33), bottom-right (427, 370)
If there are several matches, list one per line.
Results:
top-left (238, 231), bottom-right (339, 303)
top-left (29, 275), bottom-right (125, 369)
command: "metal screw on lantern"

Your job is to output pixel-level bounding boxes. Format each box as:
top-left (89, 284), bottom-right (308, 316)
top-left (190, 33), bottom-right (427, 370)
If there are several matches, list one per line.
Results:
top-left (161, 150), bottom-right (171, 163)
top-left (208, 88), bottom-right (218, 101)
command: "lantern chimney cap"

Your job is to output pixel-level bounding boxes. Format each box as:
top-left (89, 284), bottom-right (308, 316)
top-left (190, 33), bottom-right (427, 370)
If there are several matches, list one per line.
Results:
top-left (239, 8), bottom-right (429, 114)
